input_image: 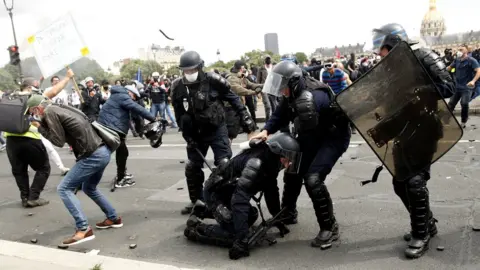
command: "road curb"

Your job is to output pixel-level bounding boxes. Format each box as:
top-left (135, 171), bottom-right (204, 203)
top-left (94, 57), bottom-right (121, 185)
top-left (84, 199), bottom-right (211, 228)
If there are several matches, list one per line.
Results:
top-left (0, 240), bottom-right (202, 270)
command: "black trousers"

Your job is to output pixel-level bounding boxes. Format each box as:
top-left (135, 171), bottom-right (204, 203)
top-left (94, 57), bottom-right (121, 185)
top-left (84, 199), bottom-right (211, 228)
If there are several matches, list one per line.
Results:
top-left (244, 96), bottom-right (256, 125)
top-left (116, 134), bottom-right (128, 180)
top-left (6, 136), bottom-right (51, 200)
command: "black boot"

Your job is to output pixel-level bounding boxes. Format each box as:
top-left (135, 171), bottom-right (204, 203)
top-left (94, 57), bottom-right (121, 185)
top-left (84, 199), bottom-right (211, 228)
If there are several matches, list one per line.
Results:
top-left (184, 162), bottom-right (205, 215)
top-left (229, 238), bottom-right (249, 260)
top-left (311, 222), bottom-right (339, 249)
top-left (181, 202), bottom-right (194, 215)
top-left (280, 173), bottom-right (303, 225)
top-left (404, 176), bottom-right (431, 259)
top-left (304, 174), bottom-right (339, 249)
top-left (191, 200), bottom-right (209, 219)
top-left (403, 216), bottom-right (438, 241)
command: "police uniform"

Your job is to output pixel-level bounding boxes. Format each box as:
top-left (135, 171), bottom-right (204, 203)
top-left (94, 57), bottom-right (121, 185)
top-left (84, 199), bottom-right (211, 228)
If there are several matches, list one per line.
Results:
top-left (262, 61), bottom-right (351, 249)
top-left (184, 133), bottom-right (300, 260)
top-left (372, 23), bottom-right (456, 259)
top-left (170, 51), bottom-right (256, 214)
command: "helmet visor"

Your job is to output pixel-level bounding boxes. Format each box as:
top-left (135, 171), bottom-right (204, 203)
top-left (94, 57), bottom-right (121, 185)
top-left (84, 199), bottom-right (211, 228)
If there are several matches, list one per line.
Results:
top-left (372, 30), bottom-right (387, 54)
top-left (262, 72), bottom-right (288, 97)
top-left (280, 149), bottom-right (302, 174)
top-left (372, 28), bottom-right (408, 53)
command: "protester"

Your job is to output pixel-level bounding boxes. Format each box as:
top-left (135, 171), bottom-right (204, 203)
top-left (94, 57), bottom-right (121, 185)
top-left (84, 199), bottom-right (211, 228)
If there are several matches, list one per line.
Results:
top-left (27, 94), bottom-right (122, 246)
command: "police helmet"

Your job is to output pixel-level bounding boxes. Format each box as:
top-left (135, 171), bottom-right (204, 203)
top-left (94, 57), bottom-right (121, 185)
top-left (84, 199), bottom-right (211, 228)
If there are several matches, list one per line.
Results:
top-left (262, 60), bottom-right (303, 98)
top-left (266, 132), bottom-right (302, 173)
top-left (179, 51), bottom-right (204, 70)
top-left (144, 120), bottom-right (168, 148)
top-left (281, 54), bottom-right (298, 64)
top-left (372, 23), bottom-right (409, 53)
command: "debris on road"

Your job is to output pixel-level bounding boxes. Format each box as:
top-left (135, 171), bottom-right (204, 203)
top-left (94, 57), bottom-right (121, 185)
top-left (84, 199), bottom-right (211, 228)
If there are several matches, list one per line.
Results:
top-left (436, 246), bottom-right (445, 251)
top-left (129, 244), bottom-right (137, 249)
top-left (86, 249), bottom-right (100, 255)
top-left (30, 239), bottom-right (37, 244)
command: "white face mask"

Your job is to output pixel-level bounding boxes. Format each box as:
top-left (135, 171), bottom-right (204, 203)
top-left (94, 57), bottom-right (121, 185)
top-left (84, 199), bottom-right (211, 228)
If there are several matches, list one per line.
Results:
top-left (184, 72), bottom-right (198, 82)
top-left (456, 51), bottom-right (464, 58)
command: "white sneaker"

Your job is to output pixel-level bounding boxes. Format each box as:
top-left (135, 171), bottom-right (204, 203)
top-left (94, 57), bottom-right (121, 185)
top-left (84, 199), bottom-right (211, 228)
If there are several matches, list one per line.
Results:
top-left (60, 167), bottom-right (70, 176)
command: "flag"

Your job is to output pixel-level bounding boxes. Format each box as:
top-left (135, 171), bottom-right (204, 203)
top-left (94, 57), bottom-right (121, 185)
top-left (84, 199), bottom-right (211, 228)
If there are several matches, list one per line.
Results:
top-left (135, 67), bottom-right (142, 82)
top-left (335, 48), bottom-right (341, 59)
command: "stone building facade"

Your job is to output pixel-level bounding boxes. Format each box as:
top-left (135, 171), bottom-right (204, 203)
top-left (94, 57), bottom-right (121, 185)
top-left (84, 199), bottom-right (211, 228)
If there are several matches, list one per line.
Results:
top-left (420, 0), bottom-right (480, 53)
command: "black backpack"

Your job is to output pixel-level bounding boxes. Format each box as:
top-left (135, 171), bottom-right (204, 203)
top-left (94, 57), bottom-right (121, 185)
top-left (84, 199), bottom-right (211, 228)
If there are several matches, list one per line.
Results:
top-left (0, 94), bottom-right (31, 134)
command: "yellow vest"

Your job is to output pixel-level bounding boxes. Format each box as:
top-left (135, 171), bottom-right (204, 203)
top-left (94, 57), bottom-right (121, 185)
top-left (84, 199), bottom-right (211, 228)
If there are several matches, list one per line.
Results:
top-left (3, 125), bottom-right (42, 140)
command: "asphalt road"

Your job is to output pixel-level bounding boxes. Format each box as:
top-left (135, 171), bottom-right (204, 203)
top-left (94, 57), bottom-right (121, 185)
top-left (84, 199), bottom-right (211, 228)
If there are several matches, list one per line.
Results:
top-left (2, 117), bottom-right (480, 270)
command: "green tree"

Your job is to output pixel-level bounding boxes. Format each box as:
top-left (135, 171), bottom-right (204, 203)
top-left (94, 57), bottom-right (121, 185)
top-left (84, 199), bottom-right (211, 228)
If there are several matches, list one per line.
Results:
top-left (120, 60), bottom-right (164, 82)
top-left (0, 68), bottom-right (18, 90)
top-left (240, 50), bottom-right (281, 67)
top-left (294, 52), bottom-right (309, 64)
top-left (166, 65), bottom-right (181, 77)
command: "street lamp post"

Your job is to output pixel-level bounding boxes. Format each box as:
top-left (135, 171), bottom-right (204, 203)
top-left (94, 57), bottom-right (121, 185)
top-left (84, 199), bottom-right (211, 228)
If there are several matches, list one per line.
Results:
top-left (216, 49), bottom-right (220, 61)
top-left (3, 0), bottom-right (23, 81)
top-left (151, 44), bottom-right (158, 62)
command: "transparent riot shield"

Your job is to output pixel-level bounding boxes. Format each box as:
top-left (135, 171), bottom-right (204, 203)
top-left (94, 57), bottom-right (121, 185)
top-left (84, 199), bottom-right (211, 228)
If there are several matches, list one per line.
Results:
top-left (335, 41), bottom-right (463, 181)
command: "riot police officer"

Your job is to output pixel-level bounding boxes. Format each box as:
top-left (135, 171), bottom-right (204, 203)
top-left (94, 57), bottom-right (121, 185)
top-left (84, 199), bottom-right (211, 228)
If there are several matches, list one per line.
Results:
top-left (372, 23), bottom-right (456, 258)
top-left (184, 132), bottom-right (300, 260)
top-left (170, 51), bottom-right (256, 215)
top-left (250, 61), bottom-right (351, 249)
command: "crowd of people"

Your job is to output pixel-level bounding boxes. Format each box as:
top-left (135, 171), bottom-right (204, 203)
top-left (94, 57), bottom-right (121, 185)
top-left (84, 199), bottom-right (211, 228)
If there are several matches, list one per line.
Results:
top-left (0, 21), bottom-right (479, 263)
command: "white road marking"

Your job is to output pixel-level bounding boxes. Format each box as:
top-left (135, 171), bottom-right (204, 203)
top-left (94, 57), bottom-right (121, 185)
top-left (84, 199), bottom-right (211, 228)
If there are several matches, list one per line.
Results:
top-left (117, 139), bottom-right (479, 148)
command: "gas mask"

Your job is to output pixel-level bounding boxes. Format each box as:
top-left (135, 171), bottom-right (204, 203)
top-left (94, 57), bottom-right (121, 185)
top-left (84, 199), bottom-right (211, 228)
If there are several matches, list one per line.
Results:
top-left (185, 72), bottom-right (198, 83)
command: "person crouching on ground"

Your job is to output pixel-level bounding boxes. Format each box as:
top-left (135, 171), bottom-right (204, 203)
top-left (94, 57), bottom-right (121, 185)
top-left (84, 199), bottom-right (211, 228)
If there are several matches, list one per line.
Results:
top-left (27, 95), bottom-right (123, 246)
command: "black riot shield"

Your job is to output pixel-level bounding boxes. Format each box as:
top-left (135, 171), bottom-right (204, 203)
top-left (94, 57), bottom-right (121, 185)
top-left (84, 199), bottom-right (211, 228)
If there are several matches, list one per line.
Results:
top-left (335, 41), bottom-right (463, 181)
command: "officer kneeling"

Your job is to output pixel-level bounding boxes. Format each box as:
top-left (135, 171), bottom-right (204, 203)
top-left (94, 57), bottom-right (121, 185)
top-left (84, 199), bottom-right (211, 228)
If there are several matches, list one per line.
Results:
top-left (184, 132), bottom-right (301, 260)
top-left (170, 51), bottom-right (256, 215)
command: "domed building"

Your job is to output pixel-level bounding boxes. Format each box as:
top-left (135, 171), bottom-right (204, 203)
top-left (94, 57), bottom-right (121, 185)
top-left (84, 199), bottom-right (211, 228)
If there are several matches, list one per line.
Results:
top-left (420, 0), bottom-right (446, 37)
top-left (420, 0), bottom-right (480, 53)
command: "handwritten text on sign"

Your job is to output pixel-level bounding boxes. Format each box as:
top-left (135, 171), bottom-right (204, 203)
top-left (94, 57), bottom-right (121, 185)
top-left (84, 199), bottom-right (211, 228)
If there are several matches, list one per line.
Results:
top-left (28, 13), bottom-right (89, 78)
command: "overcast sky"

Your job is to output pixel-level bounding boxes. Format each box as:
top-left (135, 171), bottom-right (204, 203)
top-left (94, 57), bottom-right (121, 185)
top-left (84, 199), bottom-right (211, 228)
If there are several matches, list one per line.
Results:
top-left (0, 0), bottom-right (478, 70)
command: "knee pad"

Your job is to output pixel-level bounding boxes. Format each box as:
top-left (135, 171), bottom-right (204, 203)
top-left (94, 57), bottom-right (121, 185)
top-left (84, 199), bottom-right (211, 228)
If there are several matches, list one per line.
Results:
top-left (214, 158), bottom-right (229, 170)
top-left (185, 160), bottom-right (202, 177)
top-left (214, 204), bottom-right (233, 224)
top-left (304, 173), bottom-right (325, 190)
top-left (304, 173), bottom-right (328, 197)
top-left (407, 175), bottom-right (427, 190)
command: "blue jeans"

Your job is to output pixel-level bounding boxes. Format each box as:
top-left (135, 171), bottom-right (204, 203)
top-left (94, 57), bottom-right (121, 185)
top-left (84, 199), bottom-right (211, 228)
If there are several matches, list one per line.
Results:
top-left (57, 145), bottom-right (117, 230)
top-left (164, 103), bottom-right (178, 128)
top-left (448, 90), bottom-right (472, 123)
top-left (150, 102), bottom-right (166, 119)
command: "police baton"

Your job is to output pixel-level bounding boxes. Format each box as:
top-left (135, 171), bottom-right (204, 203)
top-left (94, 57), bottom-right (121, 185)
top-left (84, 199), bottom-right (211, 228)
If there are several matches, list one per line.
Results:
top-left (194, 147), bottom-right (213, 172)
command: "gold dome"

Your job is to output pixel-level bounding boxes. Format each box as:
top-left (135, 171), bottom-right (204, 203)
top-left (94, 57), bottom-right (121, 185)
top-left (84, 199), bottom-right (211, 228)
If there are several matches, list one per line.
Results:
top-left (422, 0), bottom-right (444, 22)
top-left (420, 0), bottom-right (446, 37)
